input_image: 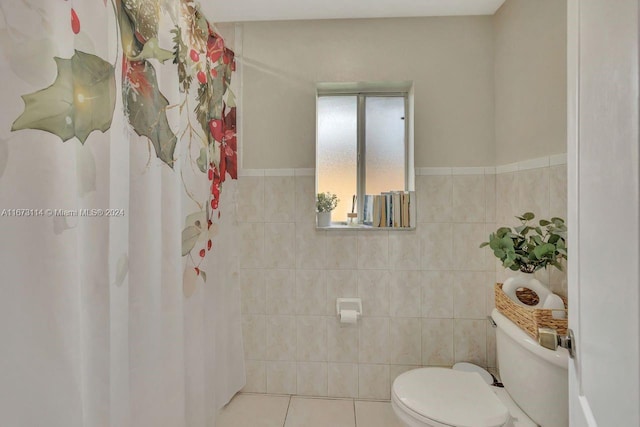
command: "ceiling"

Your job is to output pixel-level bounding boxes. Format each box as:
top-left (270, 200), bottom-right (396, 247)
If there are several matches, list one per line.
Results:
top-left (203, 0), bottom-right (507, 23)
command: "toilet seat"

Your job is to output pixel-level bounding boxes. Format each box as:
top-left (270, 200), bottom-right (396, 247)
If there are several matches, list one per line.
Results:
top-left (391, 368), bottom-right (510, 427)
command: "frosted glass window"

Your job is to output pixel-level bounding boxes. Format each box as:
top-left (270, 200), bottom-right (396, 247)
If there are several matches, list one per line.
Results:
top-left (365, 97), bottom-right (406, 195)
top-left (316, 91), bottom-right (410, 226)
top-left (317, 96), bottom-right (357, 222)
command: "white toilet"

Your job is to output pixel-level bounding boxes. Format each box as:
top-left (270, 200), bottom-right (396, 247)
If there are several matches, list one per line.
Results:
top-left (392, 309), bottom-right (569, 427)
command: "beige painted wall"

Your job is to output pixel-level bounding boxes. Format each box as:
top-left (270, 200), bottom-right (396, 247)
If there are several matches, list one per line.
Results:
top-left (493, 0), bottom-right (567, 165)
top-left (240, 17), bottom-right (495, 169)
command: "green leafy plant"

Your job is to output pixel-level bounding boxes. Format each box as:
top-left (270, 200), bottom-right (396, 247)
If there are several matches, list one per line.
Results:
top-left (480, 212), bottom-right (567, 273)
top-left (316, 192), bottom-right (339, 213)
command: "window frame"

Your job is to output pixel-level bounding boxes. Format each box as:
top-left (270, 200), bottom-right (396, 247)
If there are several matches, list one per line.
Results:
top-left (316, 91), bottom-right (410, 224)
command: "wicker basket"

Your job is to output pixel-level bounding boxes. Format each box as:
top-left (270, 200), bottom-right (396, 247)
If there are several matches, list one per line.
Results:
top-left (494, 283), bottom-right (568, 339)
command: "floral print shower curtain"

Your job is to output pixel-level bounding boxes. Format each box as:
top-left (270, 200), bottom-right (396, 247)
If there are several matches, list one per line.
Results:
top-left (0, 1), bottom-right (245, 425)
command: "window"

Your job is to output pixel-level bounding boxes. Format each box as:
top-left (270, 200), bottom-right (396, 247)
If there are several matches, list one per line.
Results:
top-left (316, 89), bottom-right (411, 224)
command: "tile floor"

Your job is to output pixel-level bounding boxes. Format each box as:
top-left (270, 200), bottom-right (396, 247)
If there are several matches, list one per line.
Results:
top-left (216, 393), bottom-right (405, 427)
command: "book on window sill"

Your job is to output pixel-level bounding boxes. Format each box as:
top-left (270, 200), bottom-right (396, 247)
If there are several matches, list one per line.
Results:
top-left (370, 190), bottom-right (414, 228)
top-left (380, 195), bottom-right (387, 227)
top-left (401, 192), bottom-right (409, 227)
top-left (392, 191), bottom-right (401, 227)
top-left (372, 195), bottom-right (380, 227)
top-left (409, 190), bottom-right (416, 228)
top-left (363, 195), bottom-right (374, 225)
top-left (383, 192), bottom-right (392, 227)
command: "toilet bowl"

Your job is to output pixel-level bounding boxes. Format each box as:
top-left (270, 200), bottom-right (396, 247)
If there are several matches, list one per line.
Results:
top-left (391, 309), bottom-right (569, 427)
top-left (391, 367), bottom-right (510, 427)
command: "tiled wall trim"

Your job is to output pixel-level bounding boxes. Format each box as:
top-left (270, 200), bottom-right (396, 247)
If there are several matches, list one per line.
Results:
top-left (238, 169), bottom-right (266, 177)
top-left (295, 168), bottom-right (315, 176)
top-left (238, 154), bottom-right (568, 177)
top-left (495, 154), bottom-right (567, 174)
top-left (549, 153), bottom-right (568, 166)
top-left (265, 168), bottom-right (295, 177)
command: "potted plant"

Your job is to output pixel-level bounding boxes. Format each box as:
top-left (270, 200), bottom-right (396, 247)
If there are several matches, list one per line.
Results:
top-left (316, 192), bottom-right (339, 227)
top-left (481, 212), bottom-right (567, 300)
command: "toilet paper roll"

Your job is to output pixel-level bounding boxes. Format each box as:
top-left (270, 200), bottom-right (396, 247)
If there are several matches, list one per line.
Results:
top-left (543, 294), bottom-right (566, 319)
top-left (339, 309), bottom-right (358, 324)
top-left (502, 277), bottom-right (551, 309)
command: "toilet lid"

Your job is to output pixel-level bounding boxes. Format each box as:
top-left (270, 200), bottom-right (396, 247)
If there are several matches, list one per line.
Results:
top-left (392, 368), bottom-right (509, 427)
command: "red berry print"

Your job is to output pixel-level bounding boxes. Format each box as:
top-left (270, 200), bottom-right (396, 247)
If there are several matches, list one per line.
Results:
top-left (197, 71), bottom-right (207, 84)
top-left (208, 119), bottom-right (224, 141)
top-left (199, 249), bottom-right (206, 257)
top-left (190, 49), bottom-right (200, 62)
top-left (210, 68), bottom-right (218, 78)
top-left (207, 240), bottom-right (212, 251)
top-left (71, 8), bottom-right (80, 34)
top-left (195, 267), bottom-right (200, 275)
top-left (208, 169), bottom-right (213, 181)
top-left (207, 36), bottom-right (224, 63)
top-left (207, 220), bottom-right (213, 229)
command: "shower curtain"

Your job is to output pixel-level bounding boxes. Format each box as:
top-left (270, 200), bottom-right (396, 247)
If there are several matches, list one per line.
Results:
top-left (0, 1), bottom-right (245, 426)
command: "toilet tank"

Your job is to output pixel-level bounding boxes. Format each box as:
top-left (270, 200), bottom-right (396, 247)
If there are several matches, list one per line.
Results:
top-left (491, 309), bottom-right (568, 427)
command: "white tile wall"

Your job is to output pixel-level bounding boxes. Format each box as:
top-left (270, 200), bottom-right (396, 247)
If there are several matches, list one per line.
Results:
top-left (297, 316), bottom-right (327, 362)
top-left (452, 175), bottom-right (486, 222)
top-left (388, 232), bottom-right (421, 270)
top-left (357, 272), bottom-right (390, 317)
top-left (328, 363), bottom-right (359, 398)
top-left (239, 223), bottom-right (264, 269)
top-left (495, 163), bottom-right (568, 296)
top-left (389, 271), bottom-right (421, 317)
top-left (326, 231), bottom-right (358, 269)
top-left (419, 223), bottom-right (453, 270)
top-left (358, 317), bottom-right (390, 364)
top-left (296, 270), bottom-right (327, 316)
top-left (266, 316), bottom-right (296, 361)
top-left (264, 223), bottom-right (295, 269)
top-left (237, 177), bottom-right (264, 223)
top-left (243, 315), bottom-right (266, 360)
top-left (238, 159), bottom-right (567, 398)
top-left (266, 361), bottom-right (297, 394)
top-left (358, 364), bottom-right (390, 400)
top-left (240, 269), bottom-right (265, 314)
top-left (454, 319), bottom-right (487, 365)
top-left (421, 318), bottom-right (454, 366)
top-left (243, 360), bottom-right (266, 393)
top-left (416, 175), bottom-right (452, 222)
top-left (327, 318), bottom-right (359, 363)
top-left (296, 362), bottom-right (328, 396)
top-left (264, 176), bottom-right (296, 222)
top-left (389, 318), bottom-right (422, 365)
top-left (265, 269), bottom-right (296, 315)
top-left (357, 233), bottom-right (389, 270)
top-left (421, 271), bottom-right (454, 318)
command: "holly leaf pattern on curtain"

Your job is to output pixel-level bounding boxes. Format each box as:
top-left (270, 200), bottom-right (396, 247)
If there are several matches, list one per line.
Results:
top-left (123, 58), bottom-right (177, 168)
top-left (118, 0), bottom-right (177, 168)
top-left (182, 225), bottom-right (201, 257)
top-left (121, 0), bottom-right (160, 43)
top-left (129, 37), bottom-right (174, 63)
top-left (11, 50), bottom-right (116, 144)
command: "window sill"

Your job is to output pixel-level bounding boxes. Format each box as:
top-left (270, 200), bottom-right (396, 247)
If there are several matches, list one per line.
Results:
top-left (316, 223), bottom-right (416, 231)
